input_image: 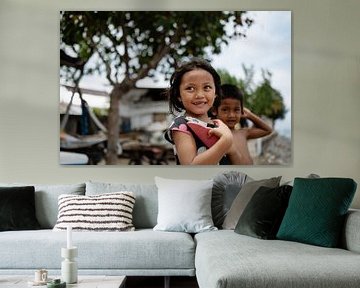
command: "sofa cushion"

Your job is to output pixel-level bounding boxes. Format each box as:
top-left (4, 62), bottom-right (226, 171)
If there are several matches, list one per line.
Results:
top-left (212, 171), bottom-right (251, 228)
top-left (277, 177), bottom-right (357, 247)
top-left (86, 182), bottom-right (158, 229)
top-left (53, 192), bottom-right (136, 232)
top-left (234, 185), bottom-right (292, 239)
top-left (222, 176), bottom-right (281, 229)
top-left (153, 177), bottom-right (216, 233)
top-left (34, 184), bottom-right (86, 228)
top-left (0, 183), bottom-right (86, 229)
top-left (0, 186), bottom-right (40, 231)
top-left (0, 229), bottom-right (195, 273)
top-left (341, 209), bottom-right (360, 253)
top-left (195, 230), bottom-right (360, 288)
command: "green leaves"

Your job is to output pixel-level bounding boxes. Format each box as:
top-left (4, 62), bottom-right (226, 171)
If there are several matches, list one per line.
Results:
top-left (251, 71), bottom-right (286, 121)
top-left (218, 66), bottom-right (286, 123)
top-left (60, 11), bottom-right (253, 84)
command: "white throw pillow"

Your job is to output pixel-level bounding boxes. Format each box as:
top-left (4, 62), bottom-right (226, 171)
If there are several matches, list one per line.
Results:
top-left (53, 192), bottom-right (135, 231)
top-left (153, 177), bottom-right (217, 233)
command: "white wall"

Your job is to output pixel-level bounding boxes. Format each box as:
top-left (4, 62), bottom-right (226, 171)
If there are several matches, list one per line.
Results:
top-left (0, 0), bottom-right (359, 208)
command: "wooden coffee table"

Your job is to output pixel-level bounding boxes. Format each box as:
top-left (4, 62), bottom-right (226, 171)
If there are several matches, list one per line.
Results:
top-left (0, 275), bottom-right (126, 288)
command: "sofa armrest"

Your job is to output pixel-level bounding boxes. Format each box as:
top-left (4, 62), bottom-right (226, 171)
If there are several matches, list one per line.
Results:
top-left (342, 209), bottom-right (360, 253)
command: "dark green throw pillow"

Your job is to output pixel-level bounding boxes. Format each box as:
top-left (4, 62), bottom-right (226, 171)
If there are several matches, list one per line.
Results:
top-left (0, 186), bottom-right (41, 231)
top-left (276, 178), bottom-right (357, 247)
top-left (234, 185), bottom-right (293, 239)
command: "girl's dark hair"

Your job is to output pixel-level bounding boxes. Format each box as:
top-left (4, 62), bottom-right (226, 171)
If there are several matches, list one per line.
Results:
top-left (167, 58), bottom-right (222, 115)
top-left (214, 84), bottom-right (244, 114)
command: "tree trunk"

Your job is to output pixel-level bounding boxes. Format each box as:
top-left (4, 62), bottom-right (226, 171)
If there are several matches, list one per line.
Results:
top-left (105, 41), bottom-right (173, 165)
top-left (106, 81), bottom-right (133, 164)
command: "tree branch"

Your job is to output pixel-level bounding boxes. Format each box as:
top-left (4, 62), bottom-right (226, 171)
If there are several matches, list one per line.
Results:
top-left (94, 45), bottom-right (116, 86)
top-left (60, 49), bottom-right (86, 69)
top-left (104, 28), bottom-right (127, 83)
top-left (133, 26), bottom-right (184, 82)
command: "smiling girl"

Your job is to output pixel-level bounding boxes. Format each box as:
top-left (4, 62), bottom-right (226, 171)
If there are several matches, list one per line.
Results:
top-left (164, 58), bottom-right (233, 165)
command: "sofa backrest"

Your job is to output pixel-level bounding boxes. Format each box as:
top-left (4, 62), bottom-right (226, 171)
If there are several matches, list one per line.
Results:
top-left (341, 209), bottom-right (360, 253)
top-left (0, 182), bottom-right (86, 229)
top-left (86, 181), bottom-right (158, 229)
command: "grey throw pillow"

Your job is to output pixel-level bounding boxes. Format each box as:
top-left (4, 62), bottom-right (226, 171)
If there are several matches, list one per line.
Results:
top-left (212, 171), bottom-right (251, 228)
top-left (153, 177), bottom-right (217, 233)
top-left (222, 176), bottom-right (281, 230)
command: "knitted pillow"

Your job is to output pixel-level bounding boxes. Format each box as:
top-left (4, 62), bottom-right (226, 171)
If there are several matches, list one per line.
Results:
top-left (53, 192), bottom-right (136, 231)
top-left (277, 178), bottom-right (357, 247)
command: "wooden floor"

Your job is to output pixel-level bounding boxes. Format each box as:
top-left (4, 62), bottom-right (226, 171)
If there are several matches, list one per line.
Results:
top-left (126, 276), bottom-right (199, 288)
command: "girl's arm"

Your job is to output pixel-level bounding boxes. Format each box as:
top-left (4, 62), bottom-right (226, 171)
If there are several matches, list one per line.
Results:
top-left (242, 108), bottom-right (273, 139)
top-left (173, 120), bottom-right (232, 165)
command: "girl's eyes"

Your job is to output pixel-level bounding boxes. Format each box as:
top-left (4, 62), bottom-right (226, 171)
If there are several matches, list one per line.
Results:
top-left (184, 85), bottom-right (213, 91)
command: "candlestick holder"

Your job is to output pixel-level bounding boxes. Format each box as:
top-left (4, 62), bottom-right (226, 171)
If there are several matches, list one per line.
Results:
top-left (61, 247), bottom-right (78, 284)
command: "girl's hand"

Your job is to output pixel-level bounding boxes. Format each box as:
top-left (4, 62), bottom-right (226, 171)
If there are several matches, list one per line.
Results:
top-left (208, 119), bottom-right (232, 143)
top-left (173, 119), bottom-right (233, 165)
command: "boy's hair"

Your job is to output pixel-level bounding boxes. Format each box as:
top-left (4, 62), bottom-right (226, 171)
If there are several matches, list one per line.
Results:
top-left (167, 58), bottom-right (222, 115)
top-left (213, 84), bottom-right (244, 114)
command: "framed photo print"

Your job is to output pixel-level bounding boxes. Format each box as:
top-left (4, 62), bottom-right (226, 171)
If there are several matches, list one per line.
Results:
top-left (60, 11), bottom-right (291, 166)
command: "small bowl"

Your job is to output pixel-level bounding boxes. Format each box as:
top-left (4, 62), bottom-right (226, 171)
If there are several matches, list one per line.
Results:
top-left (47, 279), bottom-right (66, 288)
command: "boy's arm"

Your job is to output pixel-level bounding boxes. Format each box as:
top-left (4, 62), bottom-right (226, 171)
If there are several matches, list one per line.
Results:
top-left (242, 108), bottom-right (273, 139)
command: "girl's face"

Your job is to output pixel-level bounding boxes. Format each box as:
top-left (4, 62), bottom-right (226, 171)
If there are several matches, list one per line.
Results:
top-left (179, 68), bottom-right (216, 120)
top-left (214, 98), bottom-right (242, 130)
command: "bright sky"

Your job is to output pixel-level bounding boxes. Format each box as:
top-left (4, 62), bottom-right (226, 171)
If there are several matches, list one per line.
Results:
top-left (211, 11), bottom-right (292, 136)
top-left (61, 11), bottom-right (292, 136)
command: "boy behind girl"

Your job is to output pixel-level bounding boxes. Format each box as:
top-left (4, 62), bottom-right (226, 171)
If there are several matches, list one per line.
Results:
top-left (212, 84), bottom-right (272, 164)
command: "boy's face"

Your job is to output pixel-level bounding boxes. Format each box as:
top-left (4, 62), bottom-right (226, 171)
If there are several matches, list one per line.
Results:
top-left (214, 98), bottom-right (242, 129)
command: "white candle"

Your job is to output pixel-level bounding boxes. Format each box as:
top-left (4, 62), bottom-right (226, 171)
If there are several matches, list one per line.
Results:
top-left (67, 225), bottom-right (72, 248)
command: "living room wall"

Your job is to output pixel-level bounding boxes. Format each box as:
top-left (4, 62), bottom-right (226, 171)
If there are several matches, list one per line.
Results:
top-left (0, 0), bottom-right (359, 208)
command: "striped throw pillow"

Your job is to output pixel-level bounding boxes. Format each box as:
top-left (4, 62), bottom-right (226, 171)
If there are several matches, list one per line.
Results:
top-left (53, 192), bottom-right (136, 231)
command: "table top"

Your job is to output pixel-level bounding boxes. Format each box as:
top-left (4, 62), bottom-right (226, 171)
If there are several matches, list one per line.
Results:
top-left (0, 275), bottom-right (126, 288)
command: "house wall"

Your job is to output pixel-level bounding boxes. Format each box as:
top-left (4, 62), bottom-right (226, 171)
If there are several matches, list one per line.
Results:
top-left (0, 0), bottom-right (359, 208)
